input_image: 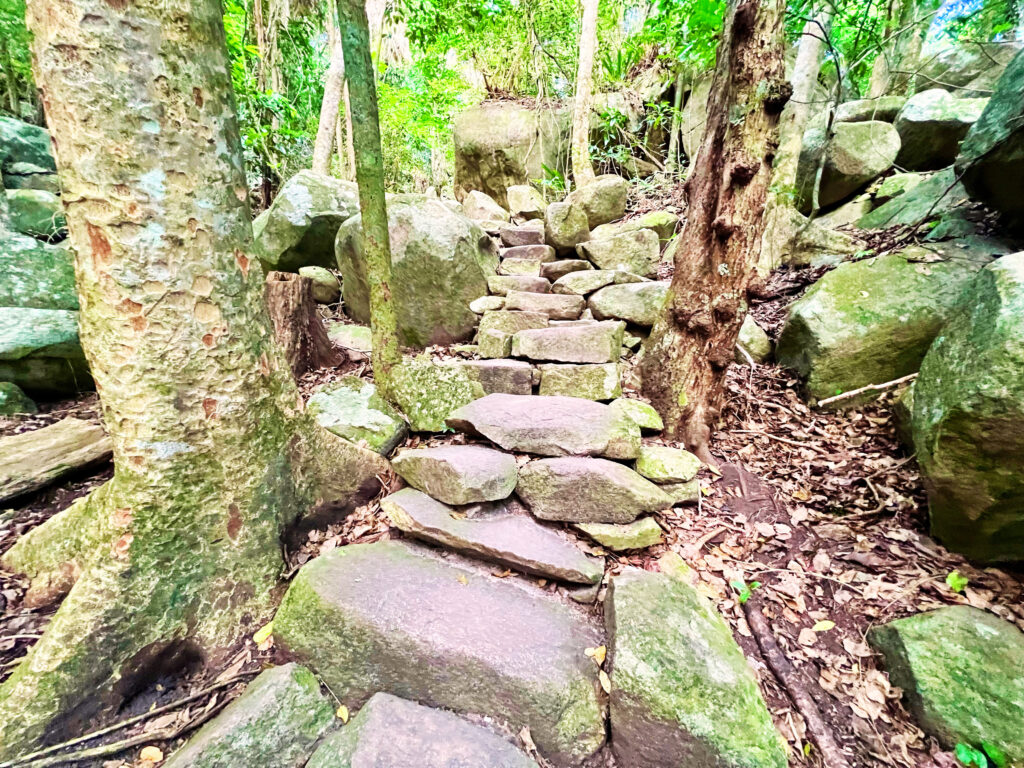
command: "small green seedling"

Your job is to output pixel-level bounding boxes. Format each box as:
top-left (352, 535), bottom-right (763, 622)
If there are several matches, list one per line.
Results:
top-left (730, 579), bottom-right (761, 604)
top-left (946, 570), bottom-right (969, 593)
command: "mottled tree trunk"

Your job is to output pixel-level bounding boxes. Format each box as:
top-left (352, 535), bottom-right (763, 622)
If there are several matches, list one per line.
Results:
top-left (570, 0), bottom-right (599, 187)
top-left (0, 0), bottom-right (386, 758)
top-left (337, 0), bottom-right (401, 395)
top-left (312, 0), bottom-right (345, 175)
top-left (640, 0), bottom-right (788, 457)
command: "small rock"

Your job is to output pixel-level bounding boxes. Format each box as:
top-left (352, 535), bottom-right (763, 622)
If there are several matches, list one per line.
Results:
top-left (566, 174), bottom-right (628, 228)
top-left (392, 445), bottom-right (518, 504)
top-left (308, 377), bottom-right (408, 455)
top-left (463, 190), bottom-right (511, 222)
top-left (609, 398), bottom-right (664, 431)
top-left (502, 244), bottom-right (556, 262)
top-left (538, 363), bottom-right (621, 400)
top-left (500, 220), bottom-right (546, 246)
top-left (634, 445), bottom-right (702, 483)
top-left (588, 281), bottom-right (669, 326)
top-left (382, 488), bottom-right (603, 584)
top-left (575, 517), bottom-right (663, 551)
top-left (478, 330), bottom-right (513, 359)
top-left (735, 315), bottom-right (772, 363)
top-left (298, 266), bottom-right (341, 304)
top-left (478, 310), bottom-right (549, 358)
top-left (470, 295), bottom-right (506, 313)
top-left (660, 479), bottom-right (700, 505)
top-left (498, 258), bottom-right (542, 276)
top-left (541, 259), bottom-right (593, 281)
top-left (512, 321), bottom-right (625, 364)
top-left (504, 290), bottom-right (584, 320)
top-left (327, 323), bottom-right (373, 352)
top-left (545, 201), bottom-right (590, 253)
top-left (591, 210), bottom-right (678, 244)
top-left (458, 359), bottom-right (535, 395)
top-left (578, 229), bottom-right (661, 278)
top-left (506, 185), bottom-right (548, 221)
top-left (517, 457), bottom-right (671, 523)
top-left (0, 382), bottom-right (36, 416)
top-left (487, 275), bottom-right (551, 295)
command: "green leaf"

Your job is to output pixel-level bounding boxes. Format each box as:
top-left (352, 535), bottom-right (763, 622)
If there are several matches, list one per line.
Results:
top-left (946, 570), bottom-right (969, 593)
top-left (812, 620), bottom-right (836, 632)
top-left (982, 741), bottom-right (1007, 768)
top-left (955, 742), bottom-right (988, 768)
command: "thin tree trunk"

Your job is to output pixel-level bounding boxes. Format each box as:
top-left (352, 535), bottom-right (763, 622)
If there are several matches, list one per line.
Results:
top-left (666, 68), bottom-right (686, 173)
top-left (312, 0), bottom-right (345, 175)
top-left (0, 1), bottom-right (387, 757)
top-left (0, 36), bottom-right (19, 115)
top-left (869, 0), bottom-right (939, 96)
top-left (571, 0), bottom-right (599, 187)
top-left (265, 271), bottom-right (342, 375)
top-left (640, 0), bottom-right (788, 458)
top-left (337, 0), bottom-right (401, 396)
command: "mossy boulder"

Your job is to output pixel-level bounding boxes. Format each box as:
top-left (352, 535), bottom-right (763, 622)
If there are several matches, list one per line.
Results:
top-left (858, 168), bottom-right (970, 230)
top-left (163, 663), bottom-right (334, 768)
top-left (911, 253), bottom-right (1024, 564)
top-left (0, 117), bottom-right (55, 174)
top-left (796, 121), bottom-right (900, 211)
top-left (587, 281), bottom-right (668, 325)
top-left (390, 356), bottom-right (487, 431)
top-left (868, 606), bottom-right (1024, 760)
top-left (918, 40), bottom-right (1021, 98)
top-left (575, 517), bottom-right (663, 551)
top-left (253, 170), bottom-right (359, 272)
top-left (0, 231), bottom-right (77, 310)
top-left (566, 174), bottom-right (628, 228)
top-left (0, 382), bottom-right (36, 415)
top-left (307, 377), bottom-right (407, 455)
top-left (634, 445), bottom-right (702, 484)
top-left (894, 89), bottom-right (988, 171)
top-left (591, 210), bottom-right (678, 244)
top-left (776, 240), bottom-right (1002, 405)
top-left (337, 198), bottom-right (498, 347)
top-left (736, 315), bottom-right (772, 363)
top-left (5, 189), bottom-right (66, 241)
top-left (606, 568), bottom-right (786, 768)
top-left (609, 398), bottom-right (663, 432)
top-left (0, 307), bottom-right (90, 396)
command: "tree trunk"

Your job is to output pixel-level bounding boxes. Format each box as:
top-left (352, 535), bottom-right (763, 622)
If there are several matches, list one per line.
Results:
top-left (0, 0), bottom-right (387, 758)
top-left (336, 0), bottom-right (401, 396)
top-left (265, 271), bottom-right (342, 375)
top-left (570, 0), bottom-right (599, 187)
top-left (312, 0), bottom-right (345, 175)
top-left (869, 0), bottom-right (939, 97)
top-left (759, 12), bottom-right (830, 272)
top-left (666, 68), bottom-right (686, 174)
top-left (639, 0), bottom-right (788, 458)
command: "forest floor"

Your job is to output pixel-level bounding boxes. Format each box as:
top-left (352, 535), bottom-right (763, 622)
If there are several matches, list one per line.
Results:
top-left (2, 234), bottom-right (1022, 768)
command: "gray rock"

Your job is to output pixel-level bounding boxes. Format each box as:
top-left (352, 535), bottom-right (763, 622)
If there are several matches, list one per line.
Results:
top-left (606, 568), bottom-right (786, 768)
top-left (164, 664), bottom-right (334, 768)
top-left (502, 244), bottom-right (557, 262)
top-left (254, 170), bottom-right (359, 271)
top-left (305, 692), bottom-right (539, 768)
top-left (538, 363), bottom-right (621, 400)
top-left (660, 479), bottom-right (701, 505)
top-left (634, 445), bottom-right (702, 484)
top-left (463, 190), bottom-right (510, 222)
top-left (797, 121), bottom-right (901, 211)
top-left (458, 359), bottom-right (535, 395)
top-left (545, 201), bottom-right (590, 253)
top-left (918, 40), bottom-right (1021, 98)
top-left (859, 167), bottom-right (970, 229)
top-left (273, 541), bottom-right (605, 766)
top-left (588, 281), bottom-right (669, 326)
top-left (0, 307), bottom-right (90, 397)
top-left (894, 89), bottom-right (988, 171)
top-left (575, 517), bottom-right (663, 551)
top-left (392, 445), bottom-right (517, 504)
top-left (500, 221), bottom-right (546, 247)
top-left (327, 323), bottom-right (373, 352)
top-left (834, 96), bottom-right (907, 123)
top-left (390, 357), bottom-right (487, 432)
top-left (498, 258), bottom-right (542, 277)
top-left (506, 186), bottom-right (548, 221)
top-left (445, 393), bottom-right (640, 458)
top-left (487, 275), bottom-right (551, 295)
top-left (591, 211), bottom-right (678, 245)
top-left (566, 174), bottom-right (628, 228)
top-left (298, 266), bottom-right (341, 304)
top-left (552, 269), bottom-right (643, 296)
top-left (517, 457), bottom-right (671, 523)
top-left (504, 290), bottom-right (584, 320)
top-left (541, 259), bottom-right (593, 281)
top-left (609, 398), bottom-right (664, 432)
top-left (578, 229), bottom-right (660, 278)
top-left (478, 310), bottom-right (549, 357)
top-left (308, 377), bottom-right (408, 455)
top-left (470, 295), bottom-right (506, 313)
top-left (735, 315), bottom-right (772, 363)
top-left (512, 321), bottom-right (624, 364)
top-left (383, 489), bottom-right (603, 583)
top-left (0, 382), bottom-right (36, 416)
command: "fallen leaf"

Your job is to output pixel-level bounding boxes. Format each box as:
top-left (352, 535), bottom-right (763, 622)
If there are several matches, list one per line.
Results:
top-left (599, 670), bottom-right (612, 693)
top-left (252, 622), bottom-right (273, 645)
top-left (456, 573), bottom-right (468, 586)
top-left (585, 645), bottom-right (607, 665)
top-left (336, 704), bottom-right (349, 723)
top-left (139, 746), bottom-right (164, 764)
top-left (812, 620), bottom-right (835, 632)
top-left (798, 628), bottom-right (818, 646)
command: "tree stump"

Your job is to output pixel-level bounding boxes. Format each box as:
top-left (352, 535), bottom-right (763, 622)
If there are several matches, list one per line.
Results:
top-left (265, 271), bottom-right (342, 377)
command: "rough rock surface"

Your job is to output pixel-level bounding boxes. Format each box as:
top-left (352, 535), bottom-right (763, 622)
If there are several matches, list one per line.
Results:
top-left (390, 357), bottom-right (487, 432)
top-left (566, 174), bottom-right (628, 228)
top-left (273, 541), bottom-right (605, 766)
top-left (506, 186), bottom-right (547, 221)
top-left (337, 198), bottom-right (497, 347)
top-left (502, 244), bottom-right (556, 262)
top-left (308, 377), bottom-right (407, 455)
top-left (0, 231), bottom-right (77, 310)
top-left (538, 363), bottom-right (621, 400)
top-left (487, 275), bottom-right (551, 295)
top-left (446, 393), bottom-right (639, 458)
top-left (858, 168), bottom-right (970, 230)
top-left (894, 89), bottom-right (988, 171)
top-left (0, 307), bottom-right (90, 396)
top-left (918, 40), bottom-right (1021, 97)
top-left (542, 259), bottom-right (593, 281)
top-left (736, 315), bottom-right (772, 363)
top-left (164, 664), bottom-right (334, 768)
top-left (392, 445), bottom-right (517, 504)
top-left (796, 121), bottom-right (900, 211)
top-left (504, 290), bottom-right (584, 320)
top-left (382, 489), bottom-right (603, 583)
top-left (545, 201), bottom-right (591, 253)
top-left (552, 269), bottom-right (640, 296)
top-left (0, 382), bottom-right (36, 415)
top-left (578, 229), bottom-right (660, 278)
top-left (869, 606), bottom-right (1024, 760)
top-left (911, 253), bottom-right (1024, 563)
top-left (297, 266), bottom-right (340, 304)
top-left (588, 281), bottom-right (668, 326)
top-left (6, 189), bottom-right (65, 240)
top-left (253, 170), bottom-right (359, 271)
top-left (517, 457), bottom-right (671, 523)
top-left (0, 117), bottom-right (55, 174)
top-left (634, 445), bottom-right (702, 484)
top-left (591, 211), bottom-right (678, 244)
top-left (606, 568), bottom-right (786, 768)
top-left (463, 190), bottom-right (510, 222)
top-left (458, 359), bottom-right (535, 395)
top-left (512, 321), bottom-right (624, 364)
top-left (609, 398), bottom-right (664, 431)
top-left (834, 96), bottom-right (906, 123)
top-left (575, 517), bottom-right (663, 551)
top-left (326, 323), bottom-right (372, 352)
top-left (777, 240), bottom-right (1002, 403)
top-left (305, 692), bottom-right (539, 768)
top-left (470, 295), bottom-right (506, 314)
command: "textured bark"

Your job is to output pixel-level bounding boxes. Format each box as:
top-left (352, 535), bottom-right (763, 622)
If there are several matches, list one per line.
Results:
top-left (666, 69), bottom-right (686, 173)
top-left (570, 0), bottom-right (599, 187)
top-left (640, 0), bottom-right (788, 456)
top-left (312, 0), bottom-right (345, 175)
top-left (869, 0), bottom-right (940, 97)
top-left (337, 0), bottom-right (401, 396)
top-left (0, 1), bottom-right (385, 758)
top-left (265, 271), bottom-right (341, 375)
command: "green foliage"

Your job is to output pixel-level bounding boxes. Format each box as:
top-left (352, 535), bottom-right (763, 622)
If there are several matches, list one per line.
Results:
top-left (729, 579), bottom-right (761, 604)
top-left (956, 741), bottom-right (1009, 768)
top-left (639, 0), bottom-right (726, 71)
top-left (946, 569), bottom-right (969, 593)
top-left (0, 0), bottom-right (36, 120)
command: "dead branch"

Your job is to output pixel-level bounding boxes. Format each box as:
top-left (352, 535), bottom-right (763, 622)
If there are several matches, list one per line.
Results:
top-left (816, 373), bottom-right (917, 408)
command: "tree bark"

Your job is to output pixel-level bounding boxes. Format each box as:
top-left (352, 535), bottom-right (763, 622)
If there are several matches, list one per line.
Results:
top-left (868, 0), bottom-right (940, 97)
top-left (570, 0), bottom-right (599, 187)
top-left (312, 0), bottom-right (345, 175)
top-left (265, 271), bottom-right (342, 376)
top-left (336, 0), bottom-right (401, 397)
top-left (666, 68), bottom-right (686, 174)
top-left (639, 0), bottom-right (788, 458)
top-left (0, 0), bottom-right (387, 758)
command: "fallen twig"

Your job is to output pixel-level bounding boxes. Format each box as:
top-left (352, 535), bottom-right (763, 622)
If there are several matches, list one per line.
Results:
top-left (816, 373), bottom-right (917, 408)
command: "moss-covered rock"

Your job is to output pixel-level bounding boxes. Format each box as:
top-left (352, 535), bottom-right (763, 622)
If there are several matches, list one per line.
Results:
top-left (545, 201), bottom-right (591, 253)
top-left (164, 663), bottom-right (334, 768)
top-left (537, 363), bottom-right (621, 400)
top-left (575, 517), bottom-right (663, 551)
top-left (308, 377), bottom-right (407, 455)
top-left (796, 121), bottom-right (900, 211)
top-left (506, 185), bottom-right (547, 221)
top-left (463, 190), bottom-right (510, 222)
top-left (578, 229), bottom-right (660, 278)
top-left (337, 198), bottom-right (497, 347)
top-left (390, 356), bottom-right (487, 431)
top-left (609, 398), bottom-right (664, 432)
top-left (391, 444), bottom-right (517, 504)
top-left (591, 210), bottom-right (678, 244)
top-left (326, 323), bottom-right (372, 352)
top-left (0, 307), bottom-right (90, 396)
top-left (0, 117), bottom-right (55, 174)
top-left (776, 240), bottom-right (1003, 405)
top-left (6, 189), bottom-right (66, 241)
top-left (911, 254), bottom-right (1024, 563)
top-left (0, 231), bottom-right (77, 310)
top-left (588, 281), bottom-right (668, 326)
top-left (858, 168), bottom-right (970, 230)
top-left (606, 568), bottom-right (786, 768)
top-left (566, 174), bottom-right (628, 228)
top-left (735, 315), bottom-right (772, 363)
top-left (834, 96), bottom-right (906, 123)
top-left (253, 170), bottom-right (359, 272)
top-left (511, 321), bottom-right (624, 364)
top-left (298, 266), bottom-right (340, 304)
top-left (868, 606), bottom-right (1024, 760)
top-left (0, 382), bottom-right (36, 415)
top-left (894, 89), bottom-right (988, 171)
top-left (634, 446), bottom-right (702, 484)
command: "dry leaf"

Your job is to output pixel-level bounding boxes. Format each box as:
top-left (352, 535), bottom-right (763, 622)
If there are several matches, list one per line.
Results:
top-left (336, 704), bottom-right (349, 723)
top-left (599, 670), bottom-right (612, 693)
top-left (139, 746), bottom-right (164, 764)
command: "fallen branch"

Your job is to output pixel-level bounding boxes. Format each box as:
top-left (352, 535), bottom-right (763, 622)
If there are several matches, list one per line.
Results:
top-left (743, 598), bottom-right (854, 768)
top-left (816, 373), bottom-right (917, 408)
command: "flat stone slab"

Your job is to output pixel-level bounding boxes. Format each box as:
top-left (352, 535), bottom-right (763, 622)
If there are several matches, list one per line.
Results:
top-left (512, 321), bottom-right (624, 364)
top-left (542, 260), bottom-right (593, 281)
top-left (500, 221), bottom-right (546, 247)
top-left (308, 377), bottom-right (408, 455)
top-left (274, 541), bottom-right (606, 766)
top-left (382, 488), bottom-right (603, 583)
top-left (609, 398), bottom-right (664, 431)
top-left (517, 457), bottom-right (671, 523)
top-left (392, 445), bottom-right (517, 504)
top-left (479, 310), bottom-right (549, 336)
top-left (588, 282), bottom-right (670, 326)
top-left (502, 244), bottom-right (556, 262)
top-left (446, 393), bottom-right (640, 458)
top-left (538, 363), bottom-right (621, 400)
top-left (575, 517), bottom-right (664, 551)
top-left (634, 445), bottom-right (702, 483)
top-left (0, 417), bottom-right (111, 503)
top-left (305, 692), bottom-right (539, 768)
top-left (869, 606), bottom-right (1024, 758)
top-left (498, 258), bottom-right (542, 276)
top-left (552, 269), bottom-right (643, 296)
top-left (488, 275), bottom-right (550, 295)
top-left (470, 295), bottom-right (506, 314)
top-left (505, 290), bottom-right (585, 320)
top-left (458, 359), bottom-right (535, 395)
top-left (606, 568), bottom-right (787, 768)
top-left (164, 663), bottom-right (334, 768)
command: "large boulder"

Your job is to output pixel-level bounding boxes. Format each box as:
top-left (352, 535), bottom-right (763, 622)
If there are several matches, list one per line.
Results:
top-left (6, 189), bottom-right (66, 241)
top-left (0, 117), bottom-right (55, 174)
top-left (0, 231), bottom-right (77, 310)
top-left (796, 121), bottom-right (900, 211)
top-left (868, 606), bottom-right (1024, 760)
top-left (606, 568), bottom-right (786, 768)
top-left (893, 89), bottom-right (988, 171)
top-left (273, 541), bottom-right (606, 766)
top-left (336, 198), bottom-right (498, 347)
top-left (253, 170), bottom-right (359, 272)
top-left (918, 40), bottom-right (1022, 98)
top-left (911, 253), bottom-right (1024, 564)
top-left (0, 307), bottom-right (90, 396)
top-left (858, 167), bottom-right (970, 230)
top-left (776, 240), bottom-right (1003, 404)
top-left (835, 96), bottom-right (906, 123)
top-left (566, 174), bottom-right (628, 228)
top-left (453, 102), bottom-right (569, 208)
top-left (955, 48), bottom-right (1024, 222)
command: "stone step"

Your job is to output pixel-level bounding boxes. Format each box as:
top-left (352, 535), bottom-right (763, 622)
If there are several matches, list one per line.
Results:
top-left (575, 517), bottom-right (664, 551)
top-left (552, 269), bottom-right (643, 296)
top-left (487, 275), bottom-right (550, 295)
top-left (499, 220), bottom-right (545, 247)
top-left (382, 488), bottom-right (603, 584)
top-left (511, 321), bottom-right (624, 364)
top-left (498, 257), bottom-right (542, 276)
top-left (501, 244), bottom-right (556, 261)
top-left (504, 290), bottom-right (584, 320)
top-left (273, 541), bottom-right (606, 766)
top-left (537, 363), bottom-right (621, 400)
top-left (460, 359), bottom-right (536, 395)
top-left (541, 259), bottom-right (593, 281)
top-left (446, 393), bottom-right (639, 458)
top-left (588, 282), bottom-right (670, 327)
top-left (391, 445), bottom-right (518, 505)
top-left (577, 228), bottom-right (661, 278)
top-left (306, 693), bottom-right (539, 768)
